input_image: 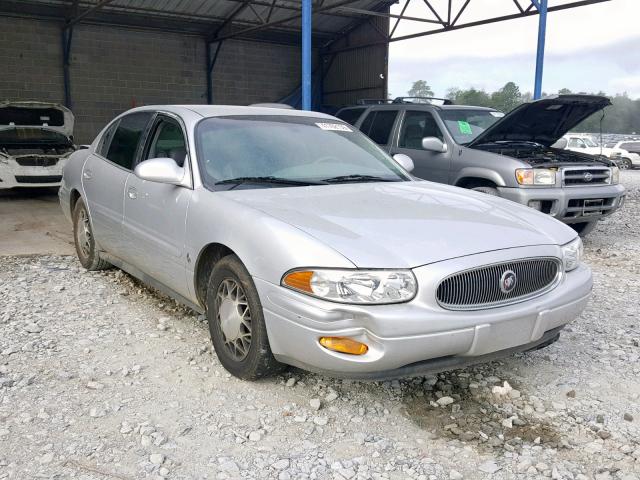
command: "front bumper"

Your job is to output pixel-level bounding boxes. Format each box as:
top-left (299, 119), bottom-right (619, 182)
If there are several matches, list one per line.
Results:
top-left (0, 158), bottom-right (67, 189)
top-left (257, 245), bottom-right (592, 379)
top-left (497, 184), bottom-right (625, 224)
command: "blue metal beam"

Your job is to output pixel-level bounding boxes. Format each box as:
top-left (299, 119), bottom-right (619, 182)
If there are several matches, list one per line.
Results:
top-left (301, 0), bottom-right (312, 110)
top-left (533, 0), bottom-right (547, 99)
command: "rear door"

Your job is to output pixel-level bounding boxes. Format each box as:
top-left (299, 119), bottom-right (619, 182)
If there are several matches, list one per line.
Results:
top-left (82, 111), bottom-right (153, 255)
top-left (357, 109), bottom-right (400, 153)
top-left (391, 110), bottom-right (451, 183)
top-left (121, 113), bottom-right (192, 298)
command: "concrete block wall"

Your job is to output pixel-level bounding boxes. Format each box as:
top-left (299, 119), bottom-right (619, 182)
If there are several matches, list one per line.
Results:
top-left (0, 16), bottom-right (304, 143)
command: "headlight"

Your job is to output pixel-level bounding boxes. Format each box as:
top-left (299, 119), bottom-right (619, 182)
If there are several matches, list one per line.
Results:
top-left (515, 168), bottom-right (556, 185)
top-left (610, 166), bottom-right (619, 184)
top-left (561, 237), bottom-right (583, 272)
top-left (282, 269), bottom-right (417, 304)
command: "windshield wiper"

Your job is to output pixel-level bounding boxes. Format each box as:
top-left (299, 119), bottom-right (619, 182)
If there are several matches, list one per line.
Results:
top-left (215, 176), bottom-right (324, 189)
top-left (322, 174), bottom-right (400, 184)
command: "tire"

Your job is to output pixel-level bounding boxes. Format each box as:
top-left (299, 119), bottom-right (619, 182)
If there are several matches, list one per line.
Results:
top-left (570, 221), bottom-right (598, 237)
top-left (205, 254), bottom-right (285, 380)
top-left (72, 198), bottom-right (111, 271)
top-left (619, 158), bottom-right (632, 170)
top-left (470, 186), bottom-right (500, 196)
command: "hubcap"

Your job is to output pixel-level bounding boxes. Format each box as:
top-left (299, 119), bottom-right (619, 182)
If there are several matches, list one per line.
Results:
top-left (216, 278), bottom-right (252, 361)
top-left (76, 208), bottom-right (92, 257)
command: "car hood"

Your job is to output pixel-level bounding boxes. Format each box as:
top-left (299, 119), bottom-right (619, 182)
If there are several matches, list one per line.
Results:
top-left (223, 181), bottom-right (576, 268)
top-left (0, 101), bottom-right (74, 138)
top-left (468, 95), bottom-right (611, 147)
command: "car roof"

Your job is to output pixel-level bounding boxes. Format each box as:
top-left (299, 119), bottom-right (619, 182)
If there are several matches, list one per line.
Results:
top-left (123, 104), bottom-right (337, 120)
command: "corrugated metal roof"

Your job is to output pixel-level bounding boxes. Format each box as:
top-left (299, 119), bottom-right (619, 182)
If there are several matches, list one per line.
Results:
top-left (8, 0), bottom-right (393, 43)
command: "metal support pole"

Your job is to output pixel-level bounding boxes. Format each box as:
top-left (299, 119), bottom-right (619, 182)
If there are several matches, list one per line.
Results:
top-left (205, 41), bottom-right (223, 104)
top-left (533, 0), bottom-right (547, 99)
top-left (62, 27), bottom-right (73, 109)
top-left (301, 0), bottom-right (312, 110)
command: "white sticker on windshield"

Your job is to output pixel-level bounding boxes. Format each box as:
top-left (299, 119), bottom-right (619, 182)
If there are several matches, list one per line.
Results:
top-left (490, 111), bottom-right (505, 117)
top-left (316, 122), bottom-right (352, 132)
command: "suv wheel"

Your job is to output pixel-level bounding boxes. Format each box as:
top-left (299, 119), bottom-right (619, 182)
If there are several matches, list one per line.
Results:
top-left (206, 255), bottom-right (285, 379)
top-left (619, 158), bottom-right (632, 169)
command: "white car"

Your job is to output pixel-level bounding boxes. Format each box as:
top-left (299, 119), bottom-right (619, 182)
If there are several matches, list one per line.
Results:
top-left (609, 141), bottom-right (640, 169)
top-left (562, 134), bottom-right (613, 158)
top-left (0, 101), bottom-right (75, 189)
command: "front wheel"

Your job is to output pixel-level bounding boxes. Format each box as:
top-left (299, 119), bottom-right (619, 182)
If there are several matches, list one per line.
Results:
top-left (206, 255), bottom-right (285, 380)
top-left (571, 221), bottom-right (598, 237)
top-left (72, 199), bottom-right (111, 270)
top-left (619, 158), bottom-right (632, 170)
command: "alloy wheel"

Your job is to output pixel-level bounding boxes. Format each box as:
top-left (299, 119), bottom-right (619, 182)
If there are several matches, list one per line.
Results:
top-left (216, 278), bottom-right (252, 361)
top-left (76, 208), bottom-right (92, 257)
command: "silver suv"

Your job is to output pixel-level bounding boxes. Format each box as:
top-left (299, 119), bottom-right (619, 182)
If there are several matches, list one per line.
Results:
top-left (337, 95), bottom-right (626, 236)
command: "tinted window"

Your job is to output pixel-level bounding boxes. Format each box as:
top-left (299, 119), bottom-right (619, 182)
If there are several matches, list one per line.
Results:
top-left (621, 142), bottom-right (640, 152)
top-left (399, 111), bottom-right (443, 149)
top-left (106, 112), bottom-right (152, 169)
top-left (146, 117), bottom-right (187, 167)
top-left (361, 110), bottom-right (398, 145)
top-left (98, 122), bottom-right (118, 157)
top-left (336, 108), bottom-right (365, 125)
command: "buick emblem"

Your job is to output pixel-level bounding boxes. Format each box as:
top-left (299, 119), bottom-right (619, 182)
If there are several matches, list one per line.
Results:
top-left (583, 172), bottom-right (593, 182)
top-left (500, 270), bottom-right (517, 294)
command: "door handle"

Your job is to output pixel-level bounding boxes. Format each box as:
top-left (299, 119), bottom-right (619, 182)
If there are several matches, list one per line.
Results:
top-left (127, 187), bottom-right (137, 200)
top-left (83, 169), bottom-right (93, 179)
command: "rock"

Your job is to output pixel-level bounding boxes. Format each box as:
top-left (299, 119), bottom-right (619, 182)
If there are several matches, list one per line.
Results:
top-left (120, 422), bottom-right (133, 434)
top-left (313, 416), bottom-right (328, 426)
top-left (437, 396), bottom-right (454, 406)
top-left (39, 452), bottom-right (54, 464)
top-left (325, 391), bottom-right (339, 403)
top-left (566, 390), bottom-right (576, 398)
top-left (248, 431), bottom-right (262, 442)
top-left (492, 381), bottom-right (513, 396)
top-left (449, 470), bottom-right (463, 479)
top-left (150, 453), bottom-right (165, 465)
top-left (598, 430), bottom-right (611, 440)
top-left (285, 378), bottom-right (297, 387)
top-left (25, 323), bottom-right (42, 333)
top-left (86, 381), bottom-right (104, 390)
top-left (309, 398), bottom-right (321, 411)
top-left (623, 413), bottom-right (633, 422)
top-left (478, 460), bottom-right (501, 474)
top-left (272, 459), bottom-right (290, 470)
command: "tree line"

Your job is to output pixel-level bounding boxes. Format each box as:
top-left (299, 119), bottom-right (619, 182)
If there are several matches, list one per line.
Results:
top-left (406, 80), bottom-right (640, 134)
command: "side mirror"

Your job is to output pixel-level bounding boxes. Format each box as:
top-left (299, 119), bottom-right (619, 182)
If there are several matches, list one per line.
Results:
top-left (134, 158), bottom-right (184, 185)
top-left (422, 137), bottom-right (448, 153)
top-left (393, 153), bottom-right (414, 172)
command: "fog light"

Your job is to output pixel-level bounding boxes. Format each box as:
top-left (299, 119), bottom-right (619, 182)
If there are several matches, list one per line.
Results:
top-left (528, 200), bottom-right (542, 211)
top-left (319, 337), bottom-right (368, 355)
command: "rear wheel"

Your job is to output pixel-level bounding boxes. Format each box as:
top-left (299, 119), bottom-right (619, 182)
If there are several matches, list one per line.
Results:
top-left (619, 158), bottom-right (632, 169)
top-left (206, 255), bottom-right (285, 379)
top-left (73, 199), bottom-right (110, 270)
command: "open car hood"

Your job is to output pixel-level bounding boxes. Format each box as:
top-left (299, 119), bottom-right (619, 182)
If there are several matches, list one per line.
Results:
top-left (0, 101), bottom-right (74, 139)
top-left (468, 95), bottom-right (611, 147)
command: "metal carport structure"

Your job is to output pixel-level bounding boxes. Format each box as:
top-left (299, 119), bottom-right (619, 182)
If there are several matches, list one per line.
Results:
top-left (0, 0), bottom-right (611, 115)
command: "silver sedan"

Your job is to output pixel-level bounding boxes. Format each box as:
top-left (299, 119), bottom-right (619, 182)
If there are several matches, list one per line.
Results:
top-left (59, 105), bottom-right (592, 380)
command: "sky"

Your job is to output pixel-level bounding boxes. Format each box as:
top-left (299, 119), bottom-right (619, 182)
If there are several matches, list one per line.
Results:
top-left (388, 0), bottom-right (640, 99)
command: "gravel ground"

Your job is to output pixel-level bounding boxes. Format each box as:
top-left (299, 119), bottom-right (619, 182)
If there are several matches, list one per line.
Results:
top-left (1, 171), bottom-right (639, 480)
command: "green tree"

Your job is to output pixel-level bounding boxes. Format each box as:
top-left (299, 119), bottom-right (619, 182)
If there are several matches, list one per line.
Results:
top-left (407, 80), bottom-right (434, 98)
top-left (491, 82), bottom-right (522, 113)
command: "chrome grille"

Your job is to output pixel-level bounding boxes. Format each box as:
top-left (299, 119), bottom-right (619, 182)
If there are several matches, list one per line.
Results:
top-left (436, 258), bottom-right (562, 310)
top-left (562, 166), bottom-right (611, 186)
top-left (15, 156), bottom-right (59, 167)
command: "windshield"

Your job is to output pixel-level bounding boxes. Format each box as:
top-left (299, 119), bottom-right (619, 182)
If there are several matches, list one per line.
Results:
top-left (583, 138), bottom-right (599, 147)
top-left (196, 115), bottom-right (410, 190)
top-left (0, 127), bottom-right (72, 146)
top-left (439, 109), bottom-right (503, 144)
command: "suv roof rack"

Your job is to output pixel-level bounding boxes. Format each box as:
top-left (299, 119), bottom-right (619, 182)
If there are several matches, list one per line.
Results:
top-left (392, 96), bottom-right (453, 105)
top-left (356, 99), bottom-right (392, 105)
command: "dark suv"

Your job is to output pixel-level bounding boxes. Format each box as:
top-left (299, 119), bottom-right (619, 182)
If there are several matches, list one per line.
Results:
top-left (336, 95), bottom-right (626, 236)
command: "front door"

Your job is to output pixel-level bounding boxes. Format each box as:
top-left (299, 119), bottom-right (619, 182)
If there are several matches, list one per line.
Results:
top-left (122, 114), bottom-right (192, 298)
top-left (392, 110), bottom-right (451, 183)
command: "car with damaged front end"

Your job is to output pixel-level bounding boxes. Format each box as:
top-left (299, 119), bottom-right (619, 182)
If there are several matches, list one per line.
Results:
top-left (0, 101), bottom-right (76, 189)
top-left (60, 105), bottom-right (592, 380)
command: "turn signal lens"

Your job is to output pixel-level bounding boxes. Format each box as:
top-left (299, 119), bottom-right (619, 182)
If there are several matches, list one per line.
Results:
top-left (319, 337), bottom-right (368, 355)
top-left (282, 270), bottom-right (314, 293)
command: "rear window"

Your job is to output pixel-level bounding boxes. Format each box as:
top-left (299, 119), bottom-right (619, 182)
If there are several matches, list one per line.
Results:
top-left (360, 110), bottom-right (398, 145)
top-left (336, 108), bottom-right (365, 125)
top-left (105, 112), bottom-right (152, 170)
